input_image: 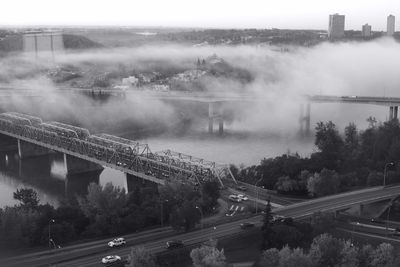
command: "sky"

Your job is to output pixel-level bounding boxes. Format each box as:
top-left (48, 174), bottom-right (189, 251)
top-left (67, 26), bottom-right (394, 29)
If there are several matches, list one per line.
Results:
top-left (1, 0), bottom-right (400, 30)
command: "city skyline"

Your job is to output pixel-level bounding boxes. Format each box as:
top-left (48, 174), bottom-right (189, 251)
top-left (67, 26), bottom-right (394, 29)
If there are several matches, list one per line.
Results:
top-left (1, 0), bottom-right (400, 30)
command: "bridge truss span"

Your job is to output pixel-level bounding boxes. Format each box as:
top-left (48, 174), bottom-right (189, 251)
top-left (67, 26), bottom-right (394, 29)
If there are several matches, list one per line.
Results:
top-left (0, 112), bottom-right (235, 187)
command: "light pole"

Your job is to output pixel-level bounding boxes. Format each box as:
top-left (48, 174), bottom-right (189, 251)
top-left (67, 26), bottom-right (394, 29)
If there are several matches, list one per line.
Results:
top-left (195, 206), bottom-right (203, 230)
top-left (386, 201), bottom-right (393, 237)
top-left (255, 176), bottom-right (263, 215)
top-left (48, 219), bottom-right (55, 249)
top-left (384, 162), bottom-right (394, 186)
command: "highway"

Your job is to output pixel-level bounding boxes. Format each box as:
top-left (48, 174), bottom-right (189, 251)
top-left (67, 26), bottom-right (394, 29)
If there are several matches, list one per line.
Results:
top-left (2, 185), bottom-right (400, 267)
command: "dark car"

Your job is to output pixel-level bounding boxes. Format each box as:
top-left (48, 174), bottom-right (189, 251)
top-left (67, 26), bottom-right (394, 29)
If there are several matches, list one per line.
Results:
top-left (236, 186), bottom-right (247, 191)
top-left (166, 240), bottom-right (184, 249)
top-left (240, 222), bottom-right (255, 229)
top-left (371, 218), bottom-right (385, 224)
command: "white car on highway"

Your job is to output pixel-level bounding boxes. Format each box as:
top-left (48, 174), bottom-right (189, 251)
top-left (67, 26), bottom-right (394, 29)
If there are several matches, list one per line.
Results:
top-left (237, 194), bottom-right (249, 201)
top-left (108, 237), bottom-right (126, 247)
top-left (101, 255), bottom-right (121, 264)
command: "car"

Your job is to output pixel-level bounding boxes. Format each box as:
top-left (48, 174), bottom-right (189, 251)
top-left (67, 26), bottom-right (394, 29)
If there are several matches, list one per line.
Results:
top-left (166, 240), bottom-right (184, 249)
top-left (240, 222), bottom-right (255, 229)
top-left (272, 214), bottom-right (285, 222)
top-left (228, 195), bottom-right (242, 202)
top-left (236, 186), bottom-right (247, 191)
top-left (101, 255), bottom-right (121, 264)
top-left (108, 237), bottom-right (126, 247)
top-left (371, 218), bottom-right (385, 224)
top-left (237, 194), bottom-right (249, 201)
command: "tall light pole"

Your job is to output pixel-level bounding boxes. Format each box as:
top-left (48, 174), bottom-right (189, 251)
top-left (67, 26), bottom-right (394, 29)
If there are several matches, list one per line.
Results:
top-left (255, 176), bottom-right (263, 215)
top-left (386, 201), bottom-right (393, 237)
top-left (195, 206), bottom-right (203, 230)
top-left (384, 162), bottom-right (394, 186)
top-left (48, 219), bottom-right (55, 249)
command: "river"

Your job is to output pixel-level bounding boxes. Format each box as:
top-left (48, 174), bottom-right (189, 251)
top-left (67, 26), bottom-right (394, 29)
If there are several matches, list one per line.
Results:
top-left (0, 102), bottom-right (390, 207)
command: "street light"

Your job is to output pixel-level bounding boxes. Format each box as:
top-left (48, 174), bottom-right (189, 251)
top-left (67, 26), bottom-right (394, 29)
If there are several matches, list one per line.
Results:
top-left (384, 162), bottom-right (394, 186)
top-left (255, 176), bottom-right (263, 215)
top-left (386, 201), bottom-right (393, 237)
top-left (48, 219), bottom-right (55, 249)
top-left (195, 206), bottom-right (203, 230)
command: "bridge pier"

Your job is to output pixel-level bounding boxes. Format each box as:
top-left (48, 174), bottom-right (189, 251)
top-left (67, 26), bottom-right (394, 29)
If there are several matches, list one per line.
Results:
top-left (65, 171), bottom-right (101, 197)
top-left (64, 154), bottom-right (104, 175)
top-left (299, 103), bottom-right (311, 137)
top-left (208, 102), bottom-right (224, 135)
top-left (18, 139), bottom-right (50, 159)
top-left (389, 106), bottom-right (398, 120)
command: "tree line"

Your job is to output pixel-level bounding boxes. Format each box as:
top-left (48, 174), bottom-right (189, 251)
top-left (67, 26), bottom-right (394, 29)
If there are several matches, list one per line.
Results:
top-left (0, 180), bottom-right (220, 250)
top-left (231, 118), bottom-right (400, 197)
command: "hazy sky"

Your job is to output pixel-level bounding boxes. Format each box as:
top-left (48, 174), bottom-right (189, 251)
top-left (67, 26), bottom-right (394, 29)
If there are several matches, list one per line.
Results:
top-left (1, 0), bottom-right (400, 30)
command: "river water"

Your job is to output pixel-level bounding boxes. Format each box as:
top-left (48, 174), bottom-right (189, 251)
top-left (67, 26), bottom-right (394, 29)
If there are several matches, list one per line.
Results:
top-left (0, 103), bottom-right (390, 207)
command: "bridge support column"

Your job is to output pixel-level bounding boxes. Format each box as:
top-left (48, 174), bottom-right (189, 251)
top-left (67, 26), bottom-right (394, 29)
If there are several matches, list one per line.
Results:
top-left (208, 102), bottom-right (224, 135)
top-left (218, 118), bottom-right (224, 135)
top-left (299, 103), bottom-right (311, 137)
top-left (64, 154), bottom-right (104, 175)
top-left (389, 106), bottom-right (394, 120)
top-left (18, 139), bottom-right (50, 159)
top-left (126, 173), bottom-right (158, 193)
top-left (208, 102), bottom-right (214, 134)
top-left (395, 106), bottom-right (398, 119)
top-left (359, 203), bottom-right (364, 216)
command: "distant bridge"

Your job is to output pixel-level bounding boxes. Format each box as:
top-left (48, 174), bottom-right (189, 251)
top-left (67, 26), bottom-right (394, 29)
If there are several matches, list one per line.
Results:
top-left (2, 86), bottom-right (400, 134)
top-left (0, 112), bottom-right (236, 187)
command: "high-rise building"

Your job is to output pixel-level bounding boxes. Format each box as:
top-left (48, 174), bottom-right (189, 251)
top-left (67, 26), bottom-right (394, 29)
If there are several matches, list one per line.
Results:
top-left (387, 15), bottom-right (395, 36)
top-left (362, 24), bottom-right (372, 37)
top-left (328, 14), bottom-right (345, 39)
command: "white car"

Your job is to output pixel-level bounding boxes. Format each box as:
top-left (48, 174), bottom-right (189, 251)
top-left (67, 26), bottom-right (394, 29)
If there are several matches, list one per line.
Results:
top-left (101, 255), bottom-right (121, 264)
top-left (237, 194), bottom-right (249, 201)
top-left (108, 237), bottom-right (126, 247)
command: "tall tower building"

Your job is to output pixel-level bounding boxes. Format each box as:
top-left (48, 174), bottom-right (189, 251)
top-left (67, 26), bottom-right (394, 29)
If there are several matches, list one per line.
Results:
top-left (328, 14), bottom-right (345, 39)
top-left (387, 15), bottom-right (395, 36)
top-left (362, 24), bottom-right (372, 37)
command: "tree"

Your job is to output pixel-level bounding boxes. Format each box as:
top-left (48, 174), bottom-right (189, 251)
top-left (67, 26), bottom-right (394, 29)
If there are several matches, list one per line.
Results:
top-left (159, 182), bottom-right (201, 232)
top-left (344, 123), bottom-right (359, 150)
top-left (259, 248), bottom-right (280, 267)
top-left (309, 234), bottom-right (344, 267)
top-left (262, 199), bottom-right (275, 249)
top-left (13, 188), bottom-right (39, 209)
top-left (370, 243), bottom-right (396, 267)
top-left (307, 169), bottom-right (340, 197)
top-left (278, 246), bottom-right (314, 267)
top-left (315, 121), bottom-right (343, 154)
top-left (340, 240), bottom-right (359, 267)
top-left (78, 182), bottom-right (127, 235)
top-left (128, 246), bottom-right (158, 267)
top-left (201, 181), bottom-right (220, 213)
top-left (190, 244), bottom-right (228, 267)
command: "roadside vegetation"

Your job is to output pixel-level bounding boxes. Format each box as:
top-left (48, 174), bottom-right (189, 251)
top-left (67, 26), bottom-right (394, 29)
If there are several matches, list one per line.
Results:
top-left (0, 180), bottom-right (220, 251)
top-left (232, 118), bottom-right (400, 197)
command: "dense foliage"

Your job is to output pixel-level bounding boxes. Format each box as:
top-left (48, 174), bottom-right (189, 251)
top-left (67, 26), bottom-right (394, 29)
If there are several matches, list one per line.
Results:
top-left (0, 180), bottom-right (220, 250)
top-left (233, 119), bottom-right (400, 197)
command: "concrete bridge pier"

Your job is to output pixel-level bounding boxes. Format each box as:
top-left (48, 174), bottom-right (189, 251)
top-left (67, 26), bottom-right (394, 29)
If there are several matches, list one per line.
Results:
top-left (18, 139), bottom-right (50, 159)
top-left (64, 154), bottom-right (104, 175)
top-left (208, 102), bottom-right (224, 135)
top-left (389, 106), bottom-right (398, 120)
top-left (299, 103), bottom-right (311, 137)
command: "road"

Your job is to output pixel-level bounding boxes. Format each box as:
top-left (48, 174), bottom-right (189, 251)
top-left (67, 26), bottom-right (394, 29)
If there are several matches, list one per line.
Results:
top-left (2, 185), bottom-right (400, 267)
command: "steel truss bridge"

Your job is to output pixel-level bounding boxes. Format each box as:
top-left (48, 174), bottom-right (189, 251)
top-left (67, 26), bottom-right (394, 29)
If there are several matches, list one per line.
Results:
top-left (0, 112), bottom-right (236, 186)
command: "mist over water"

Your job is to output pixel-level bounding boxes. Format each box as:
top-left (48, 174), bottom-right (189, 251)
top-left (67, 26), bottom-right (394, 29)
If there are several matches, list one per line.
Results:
top-left (0, 38), bottom-right (399, 206)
